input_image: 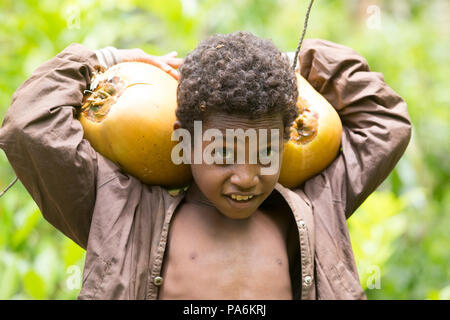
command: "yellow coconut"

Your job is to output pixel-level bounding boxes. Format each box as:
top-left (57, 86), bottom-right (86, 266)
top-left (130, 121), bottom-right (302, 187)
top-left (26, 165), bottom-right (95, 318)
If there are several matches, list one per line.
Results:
top-left (279, 73), bottom-right (342, 188)
top-left (79, 62), bottom-right (191, 188)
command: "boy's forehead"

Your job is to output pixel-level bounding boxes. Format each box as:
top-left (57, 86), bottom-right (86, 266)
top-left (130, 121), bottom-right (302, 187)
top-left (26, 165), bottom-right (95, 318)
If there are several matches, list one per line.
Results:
top-left (203, 112), bottom-right (284, 131)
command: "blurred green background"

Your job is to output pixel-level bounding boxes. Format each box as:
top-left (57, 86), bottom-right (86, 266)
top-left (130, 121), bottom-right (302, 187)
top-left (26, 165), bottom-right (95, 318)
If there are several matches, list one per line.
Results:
top-left (0, 0), bottom-right (449, 299)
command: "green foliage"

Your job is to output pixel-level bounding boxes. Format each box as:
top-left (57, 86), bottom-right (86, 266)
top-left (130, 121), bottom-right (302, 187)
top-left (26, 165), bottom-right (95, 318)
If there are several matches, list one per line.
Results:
top-left (0, 0), bottom-right (448, 299)
top-left (348, 192), bottom-right (407, 290)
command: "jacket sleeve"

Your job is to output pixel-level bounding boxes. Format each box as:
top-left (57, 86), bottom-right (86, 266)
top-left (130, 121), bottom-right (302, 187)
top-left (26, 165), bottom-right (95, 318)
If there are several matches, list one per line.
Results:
top-left (0, 43), bottom-right (112, 248)
top-left (299, 39), bottom-right (412, 219)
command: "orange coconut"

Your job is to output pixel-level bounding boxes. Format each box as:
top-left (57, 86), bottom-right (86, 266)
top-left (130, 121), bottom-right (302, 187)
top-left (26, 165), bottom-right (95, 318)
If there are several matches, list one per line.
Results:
top-left (79, 62), bottom-right (191, 188)
top-left (278, 73), bottom-right (342, 188)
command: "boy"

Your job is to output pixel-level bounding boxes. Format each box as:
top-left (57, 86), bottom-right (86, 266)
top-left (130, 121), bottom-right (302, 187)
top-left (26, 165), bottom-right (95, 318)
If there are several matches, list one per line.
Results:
top-left (0, 32), bottom-right (411, 299)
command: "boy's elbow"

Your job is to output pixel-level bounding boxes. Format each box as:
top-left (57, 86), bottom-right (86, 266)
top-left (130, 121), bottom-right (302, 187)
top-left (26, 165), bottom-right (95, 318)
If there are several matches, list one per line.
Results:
top-left (0, 102), bottom-right (44, 158)
top-left (0, 113), bottom-right (24, 152)
top-left (397, 121), bottom-right (412, 156)
top-left (393, 101), bottom-right (413, 157)
top-left (403, 120), bottom-right (412, 148)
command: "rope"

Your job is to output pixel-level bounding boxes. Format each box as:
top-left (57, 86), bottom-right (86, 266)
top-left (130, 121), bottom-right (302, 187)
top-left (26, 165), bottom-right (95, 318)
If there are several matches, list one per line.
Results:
top-left (0, 176), bottom-right (18, 198)
top-left (292, 0), bottom-right (315, 71)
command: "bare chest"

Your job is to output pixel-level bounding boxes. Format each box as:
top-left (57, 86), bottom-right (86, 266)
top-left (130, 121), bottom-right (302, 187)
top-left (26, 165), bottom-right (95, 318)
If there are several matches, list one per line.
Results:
top-left (158, 203), bottom-right (293, 299)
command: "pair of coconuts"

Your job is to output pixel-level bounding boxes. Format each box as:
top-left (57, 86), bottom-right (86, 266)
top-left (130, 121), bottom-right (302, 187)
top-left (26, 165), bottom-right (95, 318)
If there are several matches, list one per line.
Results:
top-left (79, 61), bottom-right (342, 189)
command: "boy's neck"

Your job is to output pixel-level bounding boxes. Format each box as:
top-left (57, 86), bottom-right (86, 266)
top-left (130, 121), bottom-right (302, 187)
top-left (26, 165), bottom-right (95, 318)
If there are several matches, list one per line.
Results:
top-left (184, 182), bottom-right (216, 208)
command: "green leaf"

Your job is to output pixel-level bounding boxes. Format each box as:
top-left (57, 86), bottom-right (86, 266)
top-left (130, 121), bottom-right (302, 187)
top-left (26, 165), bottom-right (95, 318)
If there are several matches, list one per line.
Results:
top-left (23, 270), bottom-right (46, 300)
top-left (63, 238), bottom-right (85, 268)
top-left (11, 206), bottom-right (41, 249)
top-left (0, 256), bottom-right (19, 299)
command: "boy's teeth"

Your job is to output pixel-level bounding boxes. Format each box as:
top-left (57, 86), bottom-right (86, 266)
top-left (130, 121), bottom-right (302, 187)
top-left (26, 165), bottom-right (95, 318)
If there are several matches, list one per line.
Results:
top-left (231, 194), bottom-right (253, 201)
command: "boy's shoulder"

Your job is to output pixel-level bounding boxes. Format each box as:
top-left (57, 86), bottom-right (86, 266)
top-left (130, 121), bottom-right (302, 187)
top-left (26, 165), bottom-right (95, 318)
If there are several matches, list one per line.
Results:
top-left (273, 183), bottom-right (312, 209)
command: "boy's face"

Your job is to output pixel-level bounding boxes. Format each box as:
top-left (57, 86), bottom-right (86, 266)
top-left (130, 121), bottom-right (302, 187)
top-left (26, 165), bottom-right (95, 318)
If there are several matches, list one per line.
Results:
top-left (189, 112), bottom-right (285, 220)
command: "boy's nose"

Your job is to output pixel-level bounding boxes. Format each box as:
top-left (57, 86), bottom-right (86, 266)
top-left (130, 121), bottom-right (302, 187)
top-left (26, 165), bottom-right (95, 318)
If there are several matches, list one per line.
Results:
top-left (230, 164), bottom-right (259, 190)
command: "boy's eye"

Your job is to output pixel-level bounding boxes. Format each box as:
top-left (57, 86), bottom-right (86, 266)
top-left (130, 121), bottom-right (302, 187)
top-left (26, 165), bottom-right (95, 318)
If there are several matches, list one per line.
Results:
top-left (261, 146), bottom-right (276, 157)
top-left (257, 146), bottom-right (278, 165)
top-left (215, 147), bottom-right (233, 161)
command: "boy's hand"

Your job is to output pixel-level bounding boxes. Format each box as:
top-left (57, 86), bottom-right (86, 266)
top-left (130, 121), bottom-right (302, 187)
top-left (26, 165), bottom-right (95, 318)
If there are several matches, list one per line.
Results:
top-left (118, 48), bottom-right (183, 80)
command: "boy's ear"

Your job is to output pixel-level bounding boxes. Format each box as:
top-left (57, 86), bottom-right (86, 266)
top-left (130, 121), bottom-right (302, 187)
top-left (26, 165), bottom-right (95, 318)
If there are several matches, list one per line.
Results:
top-left (173, 120), bottom-right (182, 130)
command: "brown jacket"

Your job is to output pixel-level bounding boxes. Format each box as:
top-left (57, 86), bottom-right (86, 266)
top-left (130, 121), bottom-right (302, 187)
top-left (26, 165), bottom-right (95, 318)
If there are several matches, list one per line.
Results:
top-left (0, 39), bottom-right (411, 300)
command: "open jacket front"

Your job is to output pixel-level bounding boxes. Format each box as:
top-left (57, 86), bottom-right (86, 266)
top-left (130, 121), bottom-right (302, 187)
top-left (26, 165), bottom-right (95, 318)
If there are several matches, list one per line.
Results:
top-left (0, 39), bottom-right (411, 299)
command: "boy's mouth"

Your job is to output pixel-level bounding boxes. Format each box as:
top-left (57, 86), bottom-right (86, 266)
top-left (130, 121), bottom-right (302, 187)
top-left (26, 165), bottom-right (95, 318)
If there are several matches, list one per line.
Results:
top-left (224, 193), bottom-right (259, 210)
top-left (230, 194), bottom-right (254, 201)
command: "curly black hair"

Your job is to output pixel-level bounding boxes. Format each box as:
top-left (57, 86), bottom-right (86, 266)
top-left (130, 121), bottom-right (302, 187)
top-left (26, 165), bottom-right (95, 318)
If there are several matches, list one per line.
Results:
top-left (176, 31), bottom-right (298, 140)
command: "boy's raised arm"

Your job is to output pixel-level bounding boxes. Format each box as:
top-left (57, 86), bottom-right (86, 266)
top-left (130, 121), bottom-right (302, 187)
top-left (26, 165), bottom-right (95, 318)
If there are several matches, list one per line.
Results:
top-left (298, 39), bottom-right (412, 219)
top-left (0, 44), bottom-right (102, 248)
